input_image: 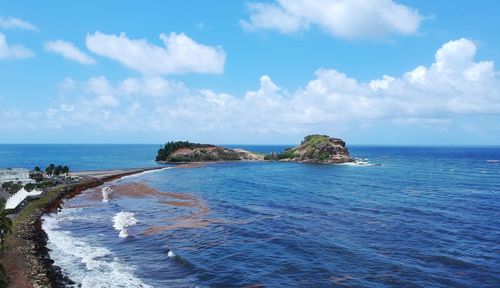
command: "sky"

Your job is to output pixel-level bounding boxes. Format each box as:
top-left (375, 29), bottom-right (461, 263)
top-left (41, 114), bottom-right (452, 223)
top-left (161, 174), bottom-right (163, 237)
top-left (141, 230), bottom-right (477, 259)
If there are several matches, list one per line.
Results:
top-left (0, 0), bottom-right (499, 145)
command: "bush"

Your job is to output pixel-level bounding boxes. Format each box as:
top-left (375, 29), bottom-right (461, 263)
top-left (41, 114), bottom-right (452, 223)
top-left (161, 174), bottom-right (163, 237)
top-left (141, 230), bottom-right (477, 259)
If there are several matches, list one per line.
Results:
top-left (24, 183), bottom-right (36, 192)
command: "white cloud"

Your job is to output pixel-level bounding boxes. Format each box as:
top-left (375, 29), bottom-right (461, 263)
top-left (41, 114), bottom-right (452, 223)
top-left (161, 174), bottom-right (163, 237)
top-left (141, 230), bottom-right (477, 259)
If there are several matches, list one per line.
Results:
top-left (44, 40), bottom-right (96, 65)
top-left (0, 17), bottom-right (38, 31)
top-left (3, 38), bottom-right (500, 142)
top-left (241, 2), bottom-right (304, 33)
top-left (241, 0), bottom-right (423, 39)
top-left (369, 75), bottom-right (395, 91)
top-left (405, 66), bottom-right (427, 84)
top-left (86, 31), bottom-right (225, 75)
top-left (0, 33), bottom-right (34, 59)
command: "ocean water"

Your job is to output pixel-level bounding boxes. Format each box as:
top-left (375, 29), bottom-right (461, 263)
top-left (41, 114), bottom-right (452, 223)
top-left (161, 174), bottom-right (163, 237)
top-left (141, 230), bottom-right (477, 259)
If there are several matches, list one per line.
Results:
top-left (0, 144), bottom-right (160, 171)
top-left (6, 145), bottom-right (500, 287)
top-left (0, 144), bottom-right (285, 171)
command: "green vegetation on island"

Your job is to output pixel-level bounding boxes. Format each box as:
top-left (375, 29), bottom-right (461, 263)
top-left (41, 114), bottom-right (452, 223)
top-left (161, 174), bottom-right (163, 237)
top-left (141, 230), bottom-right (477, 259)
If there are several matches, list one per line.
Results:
top-left (156, 141), bottom-right (243, 162)
top-left (156, 135), bottom-right (352, 164)
top-left (265, 134), bottom-right (353, 163)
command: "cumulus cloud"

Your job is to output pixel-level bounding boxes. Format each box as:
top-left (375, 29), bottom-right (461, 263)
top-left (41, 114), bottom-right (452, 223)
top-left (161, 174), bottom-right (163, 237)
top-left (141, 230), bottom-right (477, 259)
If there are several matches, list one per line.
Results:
top-left (241, 0), bottom-right (423, 39)
top-left (0, 16), bottom-right (38, 31)
top-left (44, 40), bottom-right (96, 65)
top-left (86, 31), bottom-right (225, 75)
top-left (2, 38), bottom-right (499, 142)
top-left (0, 33), bottom-right (34, 59)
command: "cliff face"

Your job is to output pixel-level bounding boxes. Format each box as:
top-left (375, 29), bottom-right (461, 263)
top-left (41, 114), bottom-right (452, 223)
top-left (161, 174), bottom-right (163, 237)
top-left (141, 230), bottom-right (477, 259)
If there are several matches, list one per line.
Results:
top-left (156, 142), bottom-right (263, 162)
top-left (277, 135), bottom-right (353, 163)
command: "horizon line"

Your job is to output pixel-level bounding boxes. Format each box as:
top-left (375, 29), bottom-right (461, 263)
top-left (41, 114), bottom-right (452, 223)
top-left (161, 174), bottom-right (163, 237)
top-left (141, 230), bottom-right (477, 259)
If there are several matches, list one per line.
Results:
top-left (1, 143), bottom-right (500, 147)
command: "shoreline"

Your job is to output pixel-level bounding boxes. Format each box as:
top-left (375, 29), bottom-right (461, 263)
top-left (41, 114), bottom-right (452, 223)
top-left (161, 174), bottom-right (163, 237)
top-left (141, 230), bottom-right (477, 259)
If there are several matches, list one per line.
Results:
top-left (0, 166), bottom-right (166, 288)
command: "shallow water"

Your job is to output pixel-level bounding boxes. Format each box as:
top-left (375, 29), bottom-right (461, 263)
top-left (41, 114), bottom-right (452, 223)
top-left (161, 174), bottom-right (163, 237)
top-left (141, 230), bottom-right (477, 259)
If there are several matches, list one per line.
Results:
top-left (38, 146), bottom-right (500, 287)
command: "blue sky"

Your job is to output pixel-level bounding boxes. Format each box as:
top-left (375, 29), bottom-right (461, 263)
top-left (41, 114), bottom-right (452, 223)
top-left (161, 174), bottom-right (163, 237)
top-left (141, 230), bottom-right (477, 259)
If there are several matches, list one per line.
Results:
top-left (0, 0), bottom-right (499, 144)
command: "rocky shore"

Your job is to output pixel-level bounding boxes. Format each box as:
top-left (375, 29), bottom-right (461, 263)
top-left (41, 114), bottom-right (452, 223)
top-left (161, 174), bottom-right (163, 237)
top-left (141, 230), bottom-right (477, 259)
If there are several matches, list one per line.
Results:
top-left (1, 177), bottom-right (102, 288)
top-left (0, 167), bottom-right (165, 288)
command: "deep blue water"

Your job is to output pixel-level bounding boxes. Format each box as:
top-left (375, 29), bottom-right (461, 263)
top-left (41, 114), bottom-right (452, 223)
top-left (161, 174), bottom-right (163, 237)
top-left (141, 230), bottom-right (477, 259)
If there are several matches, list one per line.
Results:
top-left (6, 145), bottom-right (498, 287)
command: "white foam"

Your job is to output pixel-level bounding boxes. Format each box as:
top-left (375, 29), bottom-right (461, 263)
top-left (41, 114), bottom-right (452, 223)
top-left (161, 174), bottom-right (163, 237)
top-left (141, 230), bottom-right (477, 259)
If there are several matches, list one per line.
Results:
top-left (43, 213), bottom-right (152, 288)
top-left (112, 211), bottom-right (138, 238)
top-left (115, 167), bottom-right (174, 183)
top-left (101, 186), bottom-right (112, 203)
top-left (167, 250), bottom-right (176, 258)
top-left (342, 158), bottom-right (377, 166)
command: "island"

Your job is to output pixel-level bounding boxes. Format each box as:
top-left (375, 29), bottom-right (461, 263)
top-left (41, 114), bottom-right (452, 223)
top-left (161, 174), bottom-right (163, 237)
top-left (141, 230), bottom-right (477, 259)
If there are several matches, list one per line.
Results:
top-left (155, 141), bottom-right (264, 162)
top-left (156, 135), bottom-right (353, 164)
top-left (269, 134), bottom-right (353, 163)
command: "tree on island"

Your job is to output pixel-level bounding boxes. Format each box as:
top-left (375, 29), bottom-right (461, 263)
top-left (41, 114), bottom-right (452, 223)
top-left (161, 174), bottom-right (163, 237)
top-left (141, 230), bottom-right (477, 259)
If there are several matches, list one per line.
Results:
top-left (0, 199), bottom-right (12, 249)
top-left (45, 164), bottom-right (55, 176)
top-left (34, 166), bottom-right (41, 172)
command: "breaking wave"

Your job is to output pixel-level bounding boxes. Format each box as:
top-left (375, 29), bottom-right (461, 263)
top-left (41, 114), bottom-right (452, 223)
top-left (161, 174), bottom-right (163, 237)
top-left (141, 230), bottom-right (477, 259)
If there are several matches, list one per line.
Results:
top-left (113, 211), bottom-right (138, 238)
top-left (167, 250), bottom-right (176, 258)
top-left (101, 186), bottom-right (112, 202)
top-left (42, 212), bottom-right (151, 288)
top-left (342, 158), bottom-right (380, 166)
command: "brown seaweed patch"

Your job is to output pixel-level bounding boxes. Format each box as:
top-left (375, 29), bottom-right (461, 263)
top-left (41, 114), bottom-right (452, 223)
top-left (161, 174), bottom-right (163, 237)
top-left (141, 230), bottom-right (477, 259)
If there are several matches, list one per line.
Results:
top-left (143, 219), bottom-right (216, 235)
top-left (110, 182), bottom-right (164, 198)
top-left (160, 191), bottom-right (195, 200)
top-left (77, 188), bottom-right (105, 201)
top-left (109, 182), bottom-right (218, 235)
top-left (159, 200), bottom-right (195, 207)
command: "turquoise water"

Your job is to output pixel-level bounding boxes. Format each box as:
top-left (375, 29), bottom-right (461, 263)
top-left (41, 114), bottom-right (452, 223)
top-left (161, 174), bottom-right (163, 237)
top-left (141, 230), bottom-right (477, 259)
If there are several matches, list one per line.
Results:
top-left (2, 145), bottom-right (499, 287)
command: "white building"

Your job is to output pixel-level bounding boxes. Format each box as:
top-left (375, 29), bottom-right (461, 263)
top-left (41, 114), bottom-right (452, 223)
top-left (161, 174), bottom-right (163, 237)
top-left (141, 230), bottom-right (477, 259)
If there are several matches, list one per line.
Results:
top-left (0, 168), bottom-right (34, 185)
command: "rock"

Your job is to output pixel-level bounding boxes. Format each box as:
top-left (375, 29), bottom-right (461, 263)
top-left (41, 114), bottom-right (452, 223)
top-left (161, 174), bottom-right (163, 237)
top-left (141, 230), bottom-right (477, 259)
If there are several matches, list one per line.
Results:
top-left (276, 134), bottom-right (353, 164)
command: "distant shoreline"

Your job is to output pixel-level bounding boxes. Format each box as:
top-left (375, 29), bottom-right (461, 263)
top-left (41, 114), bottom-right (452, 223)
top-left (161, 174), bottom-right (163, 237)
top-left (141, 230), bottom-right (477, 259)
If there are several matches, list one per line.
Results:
top-left (0, 166), bottom-right (166, 288)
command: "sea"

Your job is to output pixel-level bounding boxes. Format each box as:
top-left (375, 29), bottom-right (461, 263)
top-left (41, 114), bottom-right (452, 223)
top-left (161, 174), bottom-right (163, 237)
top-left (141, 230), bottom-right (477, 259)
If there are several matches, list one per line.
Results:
top-left (1, 144), bottom-right (499, 287)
